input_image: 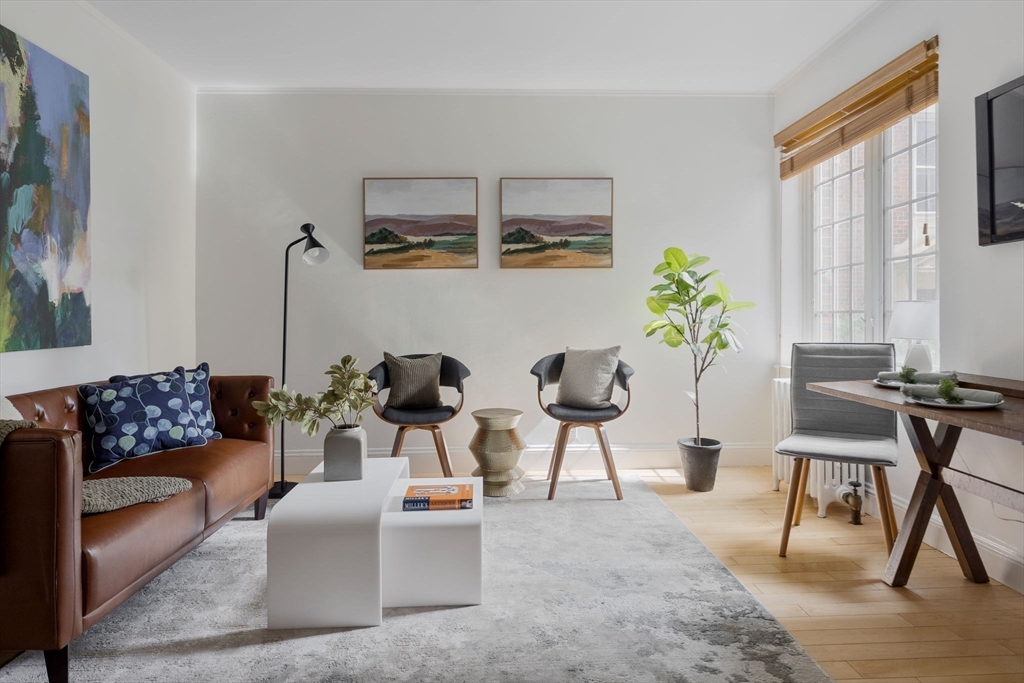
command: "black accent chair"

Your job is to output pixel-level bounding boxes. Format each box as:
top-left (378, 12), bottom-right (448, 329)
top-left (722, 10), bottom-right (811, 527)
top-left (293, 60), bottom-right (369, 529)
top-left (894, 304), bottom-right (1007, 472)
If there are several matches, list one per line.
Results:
top-left (368, 355), bottom-right (471, 477)
top-left (530, 353), bottom-right (634, 500)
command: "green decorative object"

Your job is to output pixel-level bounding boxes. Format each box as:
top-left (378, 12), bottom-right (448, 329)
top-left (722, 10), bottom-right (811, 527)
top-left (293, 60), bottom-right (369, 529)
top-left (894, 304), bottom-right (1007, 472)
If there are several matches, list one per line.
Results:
top-left (644, 248), bottom-right (754, 445)
top-left (253, 355), bottom-right (376, 435)
top-left (898, 366), bottom-right (918, 384)
top-left (937, 378), bottom-right (965, 405)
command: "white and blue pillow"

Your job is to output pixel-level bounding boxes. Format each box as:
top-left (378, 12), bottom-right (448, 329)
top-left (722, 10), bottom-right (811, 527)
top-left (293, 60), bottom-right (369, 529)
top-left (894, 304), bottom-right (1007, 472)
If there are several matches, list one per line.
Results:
top-left (110, 362), bottom-right (221, 440)
top-left (79, 367), bottom-right (208, 473)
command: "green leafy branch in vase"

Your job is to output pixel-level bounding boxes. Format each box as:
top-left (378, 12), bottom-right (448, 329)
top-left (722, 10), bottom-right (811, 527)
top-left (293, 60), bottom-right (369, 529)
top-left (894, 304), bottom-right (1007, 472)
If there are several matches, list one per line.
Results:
top-left (643, 248), bottom-right (754, 443)
top-left (937, 378), bottom-right (964, 405)
top-left (252, 355), bottom-right (376, 436)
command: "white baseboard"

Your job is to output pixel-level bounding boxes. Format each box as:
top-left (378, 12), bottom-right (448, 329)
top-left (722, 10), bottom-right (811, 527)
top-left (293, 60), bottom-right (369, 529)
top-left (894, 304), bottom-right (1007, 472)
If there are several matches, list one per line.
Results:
top-left (863, 486), bottom-right (1024, 594)
top-left (275, 441), bottom-right (772, 478)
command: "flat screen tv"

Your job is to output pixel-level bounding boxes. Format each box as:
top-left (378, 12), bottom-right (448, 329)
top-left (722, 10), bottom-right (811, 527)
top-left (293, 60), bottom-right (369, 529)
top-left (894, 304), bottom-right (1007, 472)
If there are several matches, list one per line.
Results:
top-left (976, 75), bottom-right (1024, 245)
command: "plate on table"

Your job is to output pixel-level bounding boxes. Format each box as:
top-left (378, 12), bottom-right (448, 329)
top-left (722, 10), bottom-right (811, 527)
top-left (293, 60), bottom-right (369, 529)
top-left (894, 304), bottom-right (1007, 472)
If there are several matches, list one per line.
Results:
top-left (873, 379), bottom-right (904, 389)
top-left (905, 396), bottom-right (1004, 410)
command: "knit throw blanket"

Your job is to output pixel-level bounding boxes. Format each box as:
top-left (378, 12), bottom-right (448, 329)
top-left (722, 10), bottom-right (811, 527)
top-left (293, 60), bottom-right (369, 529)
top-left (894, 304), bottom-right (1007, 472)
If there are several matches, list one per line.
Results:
top-left (0, 419), bottom-right (36, 445)
top-left (82, 476), bottom-right (193, 515)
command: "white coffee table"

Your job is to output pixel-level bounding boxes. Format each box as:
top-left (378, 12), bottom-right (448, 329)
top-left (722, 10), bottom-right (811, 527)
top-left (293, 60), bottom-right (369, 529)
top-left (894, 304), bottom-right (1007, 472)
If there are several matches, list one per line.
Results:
top-left (382, 476), bottom-right (482, 608)
top-left (266, 457), bottom-right (482, 629)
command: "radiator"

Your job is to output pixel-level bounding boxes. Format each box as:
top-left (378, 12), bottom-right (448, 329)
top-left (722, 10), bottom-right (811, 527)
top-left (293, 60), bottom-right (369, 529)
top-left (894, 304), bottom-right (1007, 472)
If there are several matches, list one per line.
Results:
top-left (771, 377), bottom-right (866, 518)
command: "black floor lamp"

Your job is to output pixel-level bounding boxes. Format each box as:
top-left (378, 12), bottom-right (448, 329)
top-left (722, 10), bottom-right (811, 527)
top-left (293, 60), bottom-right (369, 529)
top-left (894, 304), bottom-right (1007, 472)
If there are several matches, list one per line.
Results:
top-left (269, 223), bottom-right (329, 499)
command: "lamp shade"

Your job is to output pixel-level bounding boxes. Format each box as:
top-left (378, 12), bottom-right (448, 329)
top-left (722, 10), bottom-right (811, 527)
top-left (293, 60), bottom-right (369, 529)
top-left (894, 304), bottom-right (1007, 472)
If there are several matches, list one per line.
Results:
top-left (888, 300), bottom-right (939, 340)
top-left (299, 223), bottom-right (329, 265)
top-left (302, 236), bottom-right (329, 265)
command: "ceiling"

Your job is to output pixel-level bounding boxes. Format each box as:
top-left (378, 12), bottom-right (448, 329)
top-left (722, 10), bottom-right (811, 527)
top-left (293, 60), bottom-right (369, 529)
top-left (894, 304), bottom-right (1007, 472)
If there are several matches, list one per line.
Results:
top-left (89, 0), bottom-right (884, 93)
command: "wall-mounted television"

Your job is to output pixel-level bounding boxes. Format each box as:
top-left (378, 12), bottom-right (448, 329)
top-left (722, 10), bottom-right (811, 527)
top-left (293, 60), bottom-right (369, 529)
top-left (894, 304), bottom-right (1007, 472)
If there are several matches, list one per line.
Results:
top-left (976, 75), bottom-right (1024, 246)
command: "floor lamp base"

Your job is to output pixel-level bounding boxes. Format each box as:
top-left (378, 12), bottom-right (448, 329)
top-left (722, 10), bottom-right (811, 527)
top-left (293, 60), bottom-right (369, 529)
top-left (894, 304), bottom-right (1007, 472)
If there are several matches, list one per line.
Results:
top-left (268, 480), bottom-right (298, 499)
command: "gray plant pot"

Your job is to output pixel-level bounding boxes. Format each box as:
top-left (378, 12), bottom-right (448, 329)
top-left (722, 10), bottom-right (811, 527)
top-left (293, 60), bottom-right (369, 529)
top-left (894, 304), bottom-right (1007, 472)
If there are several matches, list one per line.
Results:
top-left (677, 438), bottom-right (723, 492)
top-left (323, 426), bottom-right (366, 482)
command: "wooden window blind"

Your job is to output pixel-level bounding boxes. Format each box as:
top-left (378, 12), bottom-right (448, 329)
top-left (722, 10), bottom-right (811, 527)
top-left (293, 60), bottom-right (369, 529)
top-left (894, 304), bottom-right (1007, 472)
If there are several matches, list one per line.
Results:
top-left (776, 36), bottom-right (939, 180)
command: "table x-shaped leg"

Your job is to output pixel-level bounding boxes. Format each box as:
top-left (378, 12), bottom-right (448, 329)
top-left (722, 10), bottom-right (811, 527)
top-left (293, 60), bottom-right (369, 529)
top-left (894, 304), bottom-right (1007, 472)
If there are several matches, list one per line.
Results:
top-left (883, 413), bottom-right (989, 587)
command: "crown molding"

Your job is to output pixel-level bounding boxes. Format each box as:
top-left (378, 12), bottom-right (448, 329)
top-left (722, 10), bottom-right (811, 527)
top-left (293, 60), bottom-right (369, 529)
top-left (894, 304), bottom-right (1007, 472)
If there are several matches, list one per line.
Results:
top-left (197, 86), bottom-right (773, 98)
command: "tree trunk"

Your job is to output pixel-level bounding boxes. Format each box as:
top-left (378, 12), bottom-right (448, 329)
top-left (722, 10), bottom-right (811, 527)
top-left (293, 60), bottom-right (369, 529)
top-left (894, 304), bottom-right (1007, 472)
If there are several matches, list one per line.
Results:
top-left (693, 355), bottom-right (700, 444)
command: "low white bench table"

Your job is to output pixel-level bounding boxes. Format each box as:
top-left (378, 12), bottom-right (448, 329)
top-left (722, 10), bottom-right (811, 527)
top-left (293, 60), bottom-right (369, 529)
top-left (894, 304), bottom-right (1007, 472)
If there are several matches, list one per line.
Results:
top-left (267, 457), bottom-right (482, 629)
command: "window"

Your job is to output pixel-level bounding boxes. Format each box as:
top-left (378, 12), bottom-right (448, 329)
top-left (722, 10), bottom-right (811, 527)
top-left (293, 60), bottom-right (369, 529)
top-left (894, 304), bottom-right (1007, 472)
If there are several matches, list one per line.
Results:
top-left (807, 105), bottom-right (938, 358)
top-left (810, 142), bottom-right (867, 342)
top-left (883, 106), bottom-right (938, 361)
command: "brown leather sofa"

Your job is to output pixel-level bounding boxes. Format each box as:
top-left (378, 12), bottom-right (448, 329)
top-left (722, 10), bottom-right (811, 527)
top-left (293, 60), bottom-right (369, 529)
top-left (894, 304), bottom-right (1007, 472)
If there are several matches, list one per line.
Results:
top-left (0, 375), bottom-right (274, 683)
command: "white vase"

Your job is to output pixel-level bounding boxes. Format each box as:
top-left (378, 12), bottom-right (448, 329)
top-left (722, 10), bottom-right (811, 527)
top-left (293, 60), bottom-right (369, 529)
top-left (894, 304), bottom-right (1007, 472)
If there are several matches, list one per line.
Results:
top-left (323, 426), bottom-right (366, 482)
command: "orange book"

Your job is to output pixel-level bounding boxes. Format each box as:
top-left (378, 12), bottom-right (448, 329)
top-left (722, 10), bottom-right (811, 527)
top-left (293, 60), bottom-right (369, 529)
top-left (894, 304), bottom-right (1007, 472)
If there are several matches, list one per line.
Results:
top-left (403, 484), bottom-right (474, 511)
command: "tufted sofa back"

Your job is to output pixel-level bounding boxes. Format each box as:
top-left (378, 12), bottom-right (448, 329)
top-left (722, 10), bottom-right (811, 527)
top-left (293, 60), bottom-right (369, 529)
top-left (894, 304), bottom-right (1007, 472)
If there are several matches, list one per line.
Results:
top-left (6, 375), bottom-right (273, 474)
top-left (8, 383), bottom-right (105, 468)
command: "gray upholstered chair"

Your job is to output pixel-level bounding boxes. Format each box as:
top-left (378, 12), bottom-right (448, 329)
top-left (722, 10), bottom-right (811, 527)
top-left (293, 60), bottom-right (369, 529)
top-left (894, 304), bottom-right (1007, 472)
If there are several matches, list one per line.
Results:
top-left (368, 354), bottom-right (471, 478)
top-left (530, 353), bottom-right (634, 501)
top-left (778, 343), bottom-right (899, 557)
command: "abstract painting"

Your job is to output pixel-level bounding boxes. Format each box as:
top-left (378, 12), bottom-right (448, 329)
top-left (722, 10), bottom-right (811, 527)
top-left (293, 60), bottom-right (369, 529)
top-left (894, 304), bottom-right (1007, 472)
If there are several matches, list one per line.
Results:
top-left (364, 178), bottom-right (477, 269)
top-left (0, 25), bottom-right (91, 352)
top-left (501, 178), bottom-right (612, 268)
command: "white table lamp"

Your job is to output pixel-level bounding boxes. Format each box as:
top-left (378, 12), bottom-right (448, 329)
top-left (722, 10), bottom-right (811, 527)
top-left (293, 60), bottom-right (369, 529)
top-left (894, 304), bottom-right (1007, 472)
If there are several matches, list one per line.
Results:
top-left (889, 300), bottom-right (939, 372)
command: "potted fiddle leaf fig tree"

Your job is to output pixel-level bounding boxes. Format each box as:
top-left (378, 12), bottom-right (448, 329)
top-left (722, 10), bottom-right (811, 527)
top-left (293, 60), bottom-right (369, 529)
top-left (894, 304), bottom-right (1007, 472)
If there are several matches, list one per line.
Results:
top-left (253, 355), bottom-right (376, 482)
top-left (644, 248), bottom-right (754, 492)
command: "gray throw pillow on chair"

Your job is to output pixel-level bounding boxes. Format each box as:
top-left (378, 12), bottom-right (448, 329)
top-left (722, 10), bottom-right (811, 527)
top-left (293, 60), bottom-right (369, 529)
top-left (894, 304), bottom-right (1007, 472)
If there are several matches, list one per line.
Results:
top-left (384, 352), bottom-right (443, 410)
top-left (555, 346), bottom-right (621, 409)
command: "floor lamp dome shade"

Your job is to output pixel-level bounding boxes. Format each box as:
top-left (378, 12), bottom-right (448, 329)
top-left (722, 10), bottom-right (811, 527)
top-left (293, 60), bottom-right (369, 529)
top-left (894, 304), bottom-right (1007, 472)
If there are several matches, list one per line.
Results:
top-left (300, 223), bottom-right (329, 265)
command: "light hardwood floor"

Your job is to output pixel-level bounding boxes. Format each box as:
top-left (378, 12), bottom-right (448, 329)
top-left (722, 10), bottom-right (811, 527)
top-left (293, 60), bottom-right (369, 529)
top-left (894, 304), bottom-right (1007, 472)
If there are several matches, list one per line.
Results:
top-left (642, 465), bottom-right (1024, 683)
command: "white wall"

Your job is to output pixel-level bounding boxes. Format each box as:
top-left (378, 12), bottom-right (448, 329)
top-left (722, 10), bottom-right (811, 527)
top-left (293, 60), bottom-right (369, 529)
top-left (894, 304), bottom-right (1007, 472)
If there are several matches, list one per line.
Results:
top-left (196, 92), bottom-right (777, 474)
top-left (775, 0), bottom-right (1024, 589)
top-left (0, 1), bottom-right (196, 396)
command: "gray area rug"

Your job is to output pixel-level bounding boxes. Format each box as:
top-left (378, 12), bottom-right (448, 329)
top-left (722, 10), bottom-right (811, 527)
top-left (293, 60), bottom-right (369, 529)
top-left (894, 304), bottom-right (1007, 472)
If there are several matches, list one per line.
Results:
top-left (1, 476), bottom-right (831, 683)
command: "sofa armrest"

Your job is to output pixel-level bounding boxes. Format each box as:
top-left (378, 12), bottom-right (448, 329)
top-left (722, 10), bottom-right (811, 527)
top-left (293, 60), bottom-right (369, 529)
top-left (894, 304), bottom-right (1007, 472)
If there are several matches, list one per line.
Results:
top-left (0, 428), bottom-right (83, 651)
top-left (209, 375), bottom-right (275, 444)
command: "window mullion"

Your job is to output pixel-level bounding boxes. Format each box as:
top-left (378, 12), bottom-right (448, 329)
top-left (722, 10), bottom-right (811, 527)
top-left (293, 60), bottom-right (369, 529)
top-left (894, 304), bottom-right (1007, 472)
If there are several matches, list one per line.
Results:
top-left (800, 171), bottom-right (814, 341)
top-left (863, 135), bottom-right (885, 343)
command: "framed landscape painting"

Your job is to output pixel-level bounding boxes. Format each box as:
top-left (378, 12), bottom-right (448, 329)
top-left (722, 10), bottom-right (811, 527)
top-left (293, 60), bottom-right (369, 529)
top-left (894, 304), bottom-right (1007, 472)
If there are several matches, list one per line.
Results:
top-left (0, 25), bottom-right (91, 352)
top-left (363, 178), bottom-right (478, 269)
top-left (500, 178), bottom-right (613, 268)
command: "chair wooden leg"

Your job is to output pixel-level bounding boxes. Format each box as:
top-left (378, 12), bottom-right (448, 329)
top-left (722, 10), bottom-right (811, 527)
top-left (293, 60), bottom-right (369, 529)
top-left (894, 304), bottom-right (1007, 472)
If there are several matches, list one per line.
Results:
top-left (548, 423), bottom-right (571, 500)
top-left (872, 466), bottom-right (895, 555)
top-left (793, 458), bottom-right (810, 526)
top-left (596, 425), bottom-right (623, 500)
top-left (879, 467), bottom-right (899, 541)
top-left (44, 646), bottom-right (68, 683)
top-left (592, 426), bottom-right (613, 481)
top-left (546, 426), bottom-right (565, 481)
top-left (254, 491), bottom-right (268, 520)
top-left (430, 426), bottom-right (454, 477)
top-left (779, 457), bottom-right (805, 557)
top-left (390, 426), bottom-right (408, 458)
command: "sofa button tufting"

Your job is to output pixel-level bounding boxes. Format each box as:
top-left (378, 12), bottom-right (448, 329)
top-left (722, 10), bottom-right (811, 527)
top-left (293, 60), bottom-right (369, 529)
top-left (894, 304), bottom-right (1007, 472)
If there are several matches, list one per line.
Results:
top-left (230, 409), bottom-right (238, 417)
top-left (248, 422), bottom-right (255, 429)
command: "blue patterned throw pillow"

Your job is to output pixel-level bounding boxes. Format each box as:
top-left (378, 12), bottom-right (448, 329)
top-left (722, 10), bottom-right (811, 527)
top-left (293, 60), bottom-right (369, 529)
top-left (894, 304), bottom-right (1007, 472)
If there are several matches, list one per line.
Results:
top-left (80, 367), bottom-right (208, 473)
top-left (110, 362), bottom-right (220, 439)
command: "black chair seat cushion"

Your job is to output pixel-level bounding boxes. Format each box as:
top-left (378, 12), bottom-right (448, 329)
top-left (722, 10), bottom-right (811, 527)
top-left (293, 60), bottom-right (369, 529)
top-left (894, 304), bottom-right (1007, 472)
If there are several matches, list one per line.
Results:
top-left (382, 405), bottom-right (457, 425)
top-left (546, 403), bottom-right (621, 423)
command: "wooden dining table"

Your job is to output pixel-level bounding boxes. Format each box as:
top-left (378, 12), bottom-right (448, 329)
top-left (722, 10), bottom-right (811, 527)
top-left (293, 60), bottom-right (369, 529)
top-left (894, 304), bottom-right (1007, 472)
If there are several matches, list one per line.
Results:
top-left (807, 374), bottom-right (1024, 588)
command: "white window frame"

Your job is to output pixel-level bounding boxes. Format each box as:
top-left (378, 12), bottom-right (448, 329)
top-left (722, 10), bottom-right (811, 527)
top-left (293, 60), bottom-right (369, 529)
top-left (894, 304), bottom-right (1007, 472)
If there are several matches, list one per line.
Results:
top-left (801, 106), bottom-right (938, 362)
top-left (801, 139), bottom-right (884, 344)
